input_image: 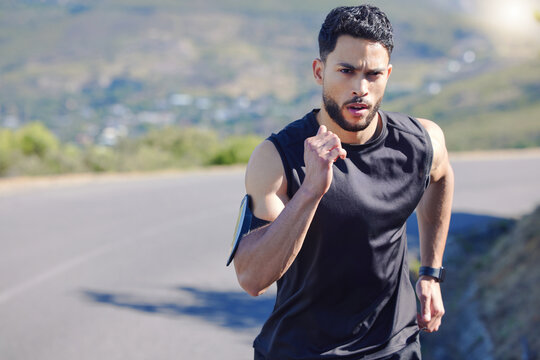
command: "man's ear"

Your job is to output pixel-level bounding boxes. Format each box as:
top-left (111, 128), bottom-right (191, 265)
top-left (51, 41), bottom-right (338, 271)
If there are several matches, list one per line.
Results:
top-left (312, 58), bottom-right (324, 85)
top-left (387, 63), bottom-right (393, 78)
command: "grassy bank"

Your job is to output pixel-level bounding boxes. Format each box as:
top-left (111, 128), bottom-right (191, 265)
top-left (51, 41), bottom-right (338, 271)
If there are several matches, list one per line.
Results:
top-left (0, 122), bottom-right (262, 178)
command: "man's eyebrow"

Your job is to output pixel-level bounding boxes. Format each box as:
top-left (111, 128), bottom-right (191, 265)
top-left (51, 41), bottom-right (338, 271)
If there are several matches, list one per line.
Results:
top-left (336, 62), bottom-right (357, 69)
top-left (336, 62), bottom-right (386, 72)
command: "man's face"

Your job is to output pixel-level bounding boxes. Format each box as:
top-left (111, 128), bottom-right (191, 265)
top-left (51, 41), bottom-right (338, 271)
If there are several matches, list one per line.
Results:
top-left (314, 35), bottom-right (392, 132)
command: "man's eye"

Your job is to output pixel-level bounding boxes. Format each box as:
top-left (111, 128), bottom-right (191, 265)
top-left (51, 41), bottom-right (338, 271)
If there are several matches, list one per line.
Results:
top-left (340, 68), bottom-right (353, 74)
top-left (368, 72), bottom-right (382, 78)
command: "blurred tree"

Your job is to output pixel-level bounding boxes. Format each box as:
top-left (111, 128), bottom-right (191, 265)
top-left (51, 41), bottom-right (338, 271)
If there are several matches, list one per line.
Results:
top-left (45, 143), bottom-right (86, 174)
top-left (0, 129), bottom-right (17, 175)
top-left (84, 146), bottom-right (117, 172)
top-left (142, 126), bottom-right (220, 166)
top-left (15, 122), bottom-right (60, 158)
top-left (210, 135), bottom-right (262, 165)
top-left (120, 145), bottom-right (176, 172)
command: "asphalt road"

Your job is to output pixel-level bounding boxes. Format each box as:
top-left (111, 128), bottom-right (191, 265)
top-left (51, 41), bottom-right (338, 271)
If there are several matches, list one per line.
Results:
top-left (1, 154), bottom-right (539, 360)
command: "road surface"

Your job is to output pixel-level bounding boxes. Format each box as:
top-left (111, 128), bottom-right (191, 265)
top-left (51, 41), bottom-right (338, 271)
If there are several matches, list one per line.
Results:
top-left (1, 153), bottom-right (539, 360)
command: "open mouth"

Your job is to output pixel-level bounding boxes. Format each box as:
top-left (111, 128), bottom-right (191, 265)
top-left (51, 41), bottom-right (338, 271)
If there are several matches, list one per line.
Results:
top-left (346, 103), bottom-right (369, 115)
top-left (348, 103), bottom-right (368, 110)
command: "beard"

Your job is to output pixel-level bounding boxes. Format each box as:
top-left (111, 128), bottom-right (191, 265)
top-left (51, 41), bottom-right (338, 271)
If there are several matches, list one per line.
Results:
top-left (323, 89), bottom-right (381, 132)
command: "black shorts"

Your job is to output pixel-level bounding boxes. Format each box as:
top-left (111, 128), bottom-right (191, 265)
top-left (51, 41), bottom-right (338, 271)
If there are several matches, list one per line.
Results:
top-left (378, 337), bottom-right (421, 360)
top-left (254, 338), bottom-right (421, 360)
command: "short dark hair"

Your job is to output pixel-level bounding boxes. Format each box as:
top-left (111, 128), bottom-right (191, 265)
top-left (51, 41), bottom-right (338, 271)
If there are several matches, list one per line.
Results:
top-left (318, 5), bottom-right (394, 62)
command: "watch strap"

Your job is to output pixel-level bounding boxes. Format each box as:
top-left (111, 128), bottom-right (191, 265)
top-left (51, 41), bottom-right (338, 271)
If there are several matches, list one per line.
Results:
top-left (418, 266), bottom-right (445, 283)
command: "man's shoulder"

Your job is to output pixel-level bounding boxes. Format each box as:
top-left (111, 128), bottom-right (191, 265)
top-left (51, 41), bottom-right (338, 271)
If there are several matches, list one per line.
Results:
top-left (382, 110), bottom-right (429, 139)
top-left (270, 110), bottom-right (319, 146)
top-left (381, 110), bottom-right (434, 168)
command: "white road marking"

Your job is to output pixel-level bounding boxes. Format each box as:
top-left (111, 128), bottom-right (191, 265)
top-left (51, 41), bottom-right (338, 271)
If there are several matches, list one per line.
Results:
top-left (0, 206), bottom-right (231, 305)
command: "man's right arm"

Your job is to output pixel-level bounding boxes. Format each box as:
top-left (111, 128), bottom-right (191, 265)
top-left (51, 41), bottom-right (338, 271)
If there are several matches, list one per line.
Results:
top-left (233, 126), bottom-right (346, 296)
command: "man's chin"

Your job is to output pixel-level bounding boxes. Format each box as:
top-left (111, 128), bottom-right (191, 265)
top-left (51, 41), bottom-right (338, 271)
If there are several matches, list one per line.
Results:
top-left (337, 113), bottom-right (371, 132)
top-left (334, 117), bottom-right (370, 132)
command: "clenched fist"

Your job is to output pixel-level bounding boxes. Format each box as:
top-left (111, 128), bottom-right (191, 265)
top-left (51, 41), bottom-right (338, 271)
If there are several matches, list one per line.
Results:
top-left (302, 125), bottom-right (347, 198)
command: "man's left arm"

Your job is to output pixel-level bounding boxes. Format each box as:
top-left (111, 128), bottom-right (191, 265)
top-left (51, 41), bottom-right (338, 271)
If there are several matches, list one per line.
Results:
top-left (416, 118), bottom-right (455, 333)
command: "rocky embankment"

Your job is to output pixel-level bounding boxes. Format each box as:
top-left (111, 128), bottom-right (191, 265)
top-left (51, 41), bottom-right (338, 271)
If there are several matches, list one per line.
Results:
top-left (420, 206), bottom-right (540, 360)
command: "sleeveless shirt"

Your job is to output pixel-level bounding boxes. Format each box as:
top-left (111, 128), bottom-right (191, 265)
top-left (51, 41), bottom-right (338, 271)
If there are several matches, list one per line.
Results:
top-left (253, 109), bottom-right (433, 359)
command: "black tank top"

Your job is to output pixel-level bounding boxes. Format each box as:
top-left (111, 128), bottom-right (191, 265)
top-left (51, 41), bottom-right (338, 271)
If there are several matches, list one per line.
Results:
top-left (254, 109), bottom-right (432, 359)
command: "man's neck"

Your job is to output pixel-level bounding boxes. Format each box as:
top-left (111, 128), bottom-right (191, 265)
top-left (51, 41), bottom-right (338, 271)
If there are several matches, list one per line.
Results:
top-left (315, 107), bottom-right (382, 145)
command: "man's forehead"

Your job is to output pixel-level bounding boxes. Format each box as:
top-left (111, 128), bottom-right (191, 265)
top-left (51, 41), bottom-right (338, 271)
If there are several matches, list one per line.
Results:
top-left (327, 35), bottom-right (390, 65)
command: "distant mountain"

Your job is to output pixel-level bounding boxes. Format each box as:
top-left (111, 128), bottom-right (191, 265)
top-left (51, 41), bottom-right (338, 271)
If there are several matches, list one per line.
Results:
top-left (386, 59), bottom-right (540, 150)
top-left (0, 0), bottom-right (538, 150)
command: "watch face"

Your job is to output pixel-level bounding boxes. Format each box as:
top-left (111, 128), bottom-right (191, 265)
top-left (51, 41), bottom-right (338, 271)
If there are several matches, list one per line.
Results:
top-left (439, 267), bottom-right (446, 282)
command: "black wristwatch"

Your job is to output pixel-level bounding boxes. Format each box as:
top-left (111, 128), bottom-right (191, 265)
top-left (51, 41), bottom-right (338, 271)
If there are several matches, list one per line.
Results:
top-left (418, 266), bottom-right (445, 283)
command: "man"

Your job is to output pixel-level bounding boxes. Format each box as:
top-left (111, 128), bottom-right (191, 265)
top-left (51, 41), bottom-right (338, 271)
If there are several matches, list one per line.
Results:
top-left (231, 5), bottom-right (454, 359)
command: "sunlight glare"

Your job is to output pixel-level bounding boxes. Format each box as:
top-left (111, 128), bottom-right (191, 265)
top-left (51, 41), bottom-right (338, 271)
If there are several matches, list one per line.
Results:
top-left (475, 0), bottom-right (540, 57)
top-left (493, 1), bottom-right (536, 32)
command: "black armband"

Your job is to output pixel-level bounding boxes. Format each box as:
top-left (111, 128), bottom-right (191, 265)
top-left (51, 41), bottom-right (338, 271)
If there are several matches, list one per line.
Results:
top-left (226, 195), bottom-right (270, 266)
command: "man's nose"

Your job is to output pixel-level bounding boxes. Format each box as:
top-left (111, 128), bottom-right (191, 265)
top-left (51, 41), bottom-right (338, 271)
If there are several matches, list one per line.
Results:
top-left (352, 77), bottom-right (368, 97)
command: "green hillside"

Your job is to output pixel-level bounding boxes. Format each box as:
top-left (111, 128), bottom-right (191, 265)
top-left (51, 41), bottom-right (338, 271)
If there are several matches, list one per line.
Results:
top-left (385, 59), bottom-right (540, 150)
top-left (0, 0), bottom-right (538, 152)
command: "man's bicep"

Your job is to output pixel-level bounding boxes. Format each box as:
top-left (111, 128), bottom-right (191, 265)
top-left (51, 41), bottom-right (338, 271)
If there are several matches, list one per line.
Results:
top-left (245, 140), bottom-right (288, 221)
top-left (418, 118), bottom-right (450, 182)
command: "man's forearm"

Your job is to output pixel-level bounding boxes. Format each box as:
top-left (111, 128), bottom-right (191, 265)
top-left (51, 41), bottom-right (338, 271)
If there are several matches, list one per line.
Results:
top-left (417, 164), bottom-right (454, 267)
top-left (234, 186), bottom-right (322, 296)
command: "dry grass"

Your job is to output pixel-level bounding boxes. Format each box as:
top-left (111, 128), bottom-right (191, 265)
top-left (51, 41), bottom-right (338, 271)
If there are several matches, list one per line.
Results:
top-left (476, 206), bottom-right (540, 360)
